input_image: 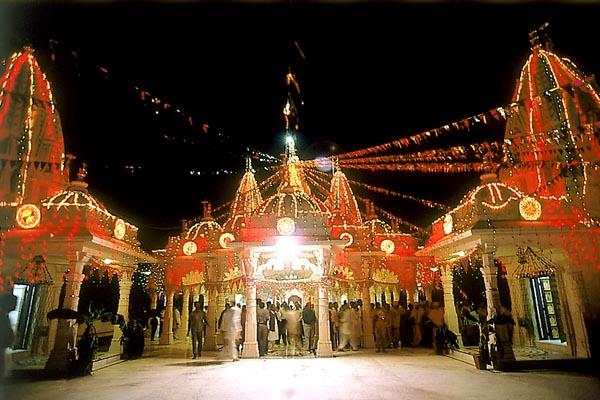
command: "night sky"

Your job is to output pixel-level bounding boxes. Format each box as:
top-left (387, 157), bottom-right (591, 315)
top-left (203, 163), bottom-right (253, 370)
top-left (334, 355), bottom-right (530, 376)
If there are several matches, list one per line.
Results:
top-left (1, 1), bottom-right (599, 250)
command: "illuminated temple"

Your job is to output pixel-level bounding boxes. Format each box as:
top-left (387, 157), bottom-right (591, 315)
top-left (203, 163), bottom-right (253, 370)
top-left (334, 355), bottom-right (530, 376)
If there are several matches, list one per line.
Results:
top-left (0, 29), bottom-right (599, 373)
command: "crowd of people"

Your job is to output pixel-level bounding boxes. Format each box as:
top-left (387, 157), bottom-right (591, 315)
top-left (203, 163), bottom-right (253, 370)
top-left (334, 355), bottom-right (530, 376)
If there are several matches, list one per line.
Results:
top-left (329, 299), bottom-right (457, 353)
top-left (187, 297), bottom-right (457, 361)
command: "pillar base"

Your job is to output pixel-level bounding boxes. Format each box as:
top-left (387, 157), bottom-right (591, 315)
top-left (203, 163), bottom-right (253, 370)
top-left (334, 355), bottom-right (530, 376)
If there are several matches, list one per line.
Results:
top-left (108, 326), bottom-right (123, 354)
top-left (44, 348), bottom-right (72, 378)
top-left (204, 333), bottom-right (217, 351)
top-left (159, 332), bottom-right (174, 345)
top-left (362, 336), bottom-right (375, 349)
top-left (45, 320), bottom-right (77, 377)
top-left (241, 341), bottom-right (259, 358)
top-left (316, 340), bottom-right (333, 357)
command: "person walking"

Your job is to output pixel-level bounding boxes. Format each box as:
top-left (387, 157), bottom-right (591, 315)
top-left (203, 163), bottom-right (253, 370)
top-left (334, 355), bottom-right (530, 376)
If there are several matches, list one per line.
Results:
top-left (337, 303), bottom-right (358, 351)
top-left (374, 303), bottom-right (388, 353)
top-left (268, 303), bottom-right (280, 353)
top-left (190, 301), bottom-right (207, 359)
top-left (284, 303), bottom-right (301, 357)
top-left (221, 302), bottom-right (242, 361)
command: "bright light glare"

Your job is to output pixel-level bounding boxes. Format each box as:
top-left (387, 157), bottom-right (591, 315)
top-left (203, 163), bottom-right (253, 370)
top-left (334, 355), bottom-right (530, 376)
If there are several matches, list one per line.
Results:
top-left (103, 258), bottom-right (113, 265)
top-left (275, 237), bottom-right (297, 260)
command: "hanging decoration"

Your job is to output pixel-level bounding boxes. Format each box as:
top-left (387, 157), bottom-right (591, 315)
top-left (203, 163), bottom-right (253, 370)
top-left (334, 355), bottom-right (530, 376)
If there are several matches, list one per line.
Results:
top-left (513, 246), bottom-right (558, 278)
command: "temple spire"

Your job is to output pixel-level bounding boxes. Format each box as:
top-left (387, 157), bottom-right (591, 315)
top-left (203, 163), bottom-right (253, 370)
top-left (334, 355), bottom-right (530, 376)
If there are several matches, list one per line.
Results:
top-left (245, 156), bottom-right (254, 173)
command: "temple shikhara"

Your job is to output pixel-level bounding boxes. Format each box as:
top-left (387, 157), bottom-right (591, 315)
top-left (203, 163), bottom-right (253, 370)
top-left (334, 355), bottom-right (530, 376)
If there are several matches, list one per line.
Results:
top-left (1, 25), bottom-right (599, 375)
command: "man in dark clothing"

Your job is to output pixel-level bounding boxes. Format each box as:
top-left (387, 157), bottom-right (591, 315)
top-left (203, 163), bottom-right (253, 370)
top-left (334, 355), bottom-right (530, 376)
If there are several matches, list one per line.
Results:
top-left (149, 315), bottom-right (158, 341)
top-left (190, 301), bottom-right (207, 359)
top-left (302, 302), bottom-right (317, 354)
top-left (256, 301), bottom-right (270, 357)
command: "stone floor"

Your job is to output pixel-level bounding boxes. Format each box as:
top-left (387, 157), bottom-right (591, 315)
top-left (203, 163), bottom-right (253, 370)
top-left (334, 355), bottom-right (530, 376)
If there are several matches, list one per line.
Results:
top-left (2, 341), bottom-right (599, 400)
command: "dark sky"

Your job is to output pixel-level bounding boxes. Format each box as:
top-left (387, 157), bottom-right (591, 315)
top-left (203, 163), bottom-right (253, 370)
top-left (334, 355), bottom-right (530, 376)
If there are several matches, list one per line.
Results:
top-left (1, 1), bottom-right (599, 250)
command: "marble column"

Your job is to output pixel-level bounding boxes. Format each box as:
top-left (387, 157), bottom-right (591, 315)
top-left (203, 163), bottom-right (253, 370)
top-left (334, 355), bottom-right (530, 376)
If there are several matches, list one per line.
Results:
top-left (558, 270), bottom-right (590, 358)
top-left (505, 262), bottom-right (529, 347)
top-left (441, 266), bottom-right (463, 347)
top-left (192, 285), bottom-right (200, 303)
top-left (45, 260), bottom-right (86, 376)
top-left (425, 285), bottom-right (433, 303)
top-left (178, 287), bottom-right (191, 339)
top-left (150, 291), bottom-right (158, 310)
top-left (481, 248), bottom-right (515, 367)
top-left (242, 280), bottom-right (259, 358)
top-left (407, 287), bottom-right (416, 304)
top-left (361, 283), bottom-right (375, 349)
top-left (316, 283), bottom-right (333, 357)
top-left (204, 286), bottom-right (218, 351)
top-left (109, 271), bottom-right (133, 353)
top-left (159, 289), bottom-right (175, 345)
top-left (31, 280), bottom-right (63, 356)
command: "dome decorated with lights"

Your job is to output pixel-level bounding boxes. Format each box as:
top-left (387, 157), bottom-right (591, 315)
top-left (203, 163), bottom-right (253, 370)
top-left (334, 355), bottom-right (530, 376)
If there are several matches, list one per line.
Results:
top-left (185, 202), bottom-right (223, 244)
top-left (256, 187), bottom-right (329, 219)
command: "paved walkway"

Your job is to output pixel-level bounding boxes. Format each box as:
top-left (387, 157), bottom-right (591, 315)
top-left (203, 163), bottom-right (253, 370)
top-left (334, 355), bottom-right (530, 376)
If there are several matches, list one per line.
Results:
top-left (2, 342), bottom-right (599, 400)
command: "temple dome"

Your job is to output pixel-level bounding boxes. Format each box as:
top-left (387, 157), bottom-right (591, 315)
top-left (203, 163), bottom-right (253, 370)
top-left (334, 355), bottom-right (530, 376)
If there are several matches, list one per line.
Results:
top-left (185, 220), bottom-right (222, 242)
top-left (256, 187), bottom-right (329, 219)
top-left (468, 181), bottom-right (523, 209)
top-left (42, 179), bottom-right (108, 216)
top-left (363, 218), bottom-right (394, 236)
top-left (185, 202), bottom-right (222, 242)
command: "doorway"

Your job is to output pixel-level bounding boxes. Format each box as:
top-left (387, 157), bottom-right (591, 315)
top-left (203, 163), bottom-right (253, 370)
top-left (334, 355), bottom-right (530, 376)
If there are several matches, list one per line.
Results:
top-left (530, 276), bottom-right (563, 341)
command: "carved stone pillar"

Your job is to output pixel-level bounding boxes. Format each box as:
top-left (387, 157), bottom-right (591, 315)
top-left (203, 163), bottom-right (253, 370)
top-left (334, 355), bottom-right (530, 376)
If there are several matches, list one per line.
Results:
top-left (159, 289), bottom-right (175, 345)
top-left (504, 260), bottom-right (529, 346)
top-left (407, 287), bottom-right (416, 304)
top-left (31, 280), bottom-right (63, 356)
top-left (242, 279), bottom-right (259, 358)
top-left (204, 286), bottom-right (218, 350)
top-left (150, 291), bottom-right (158, 310)
top-left (424, 285), bottom-right (433, 303)
top-left (45, 256), bottom-right (87, 376)
top-left (361, 283), bottom-right (375, 349)
top-left (316, 283), bottom-right (333, 357)
top-left (481, 247), bottom-right (515, 367)
top-left (109, 270), bottom-right (133, 353)
top-left (559, 270), bottom-right (590, 358)
top-left (178, 287), bottom-right (191, 339)
top-left (441, 266), bottom-right (463, 347)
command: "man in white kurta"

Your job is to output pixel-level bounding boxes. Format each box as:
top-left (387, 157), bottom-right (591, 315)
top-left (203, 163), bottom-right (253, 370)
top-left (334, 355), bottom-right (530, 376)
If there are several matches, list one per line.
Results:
top-left (221, 303), bottom-right (242, 361)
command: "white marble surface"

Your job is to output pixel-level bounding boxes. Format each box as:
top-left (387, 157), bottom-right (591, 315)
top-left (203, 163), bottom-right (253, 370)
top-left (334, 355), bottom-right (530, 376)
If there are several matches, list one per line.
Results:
top-left (2, 342), bottom-right (599, 400)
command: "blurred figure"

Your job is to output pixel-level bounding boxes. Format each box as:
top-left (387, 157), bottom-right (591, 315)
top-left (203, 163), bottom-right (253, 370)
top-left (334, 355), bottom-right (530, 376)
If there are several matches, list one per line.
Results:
top-left (268, 303), bottom-right (279, 352)
top-left (284, 303), bottom-right (301, 357)
top-left (0, 293), bottom-right (16, 380)
top-left (374, 303), bottom-right (388, 352)
top-left (337, 303), bottom-right (358, 351)
top-left (221, 302), bottom-right (242, 361)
